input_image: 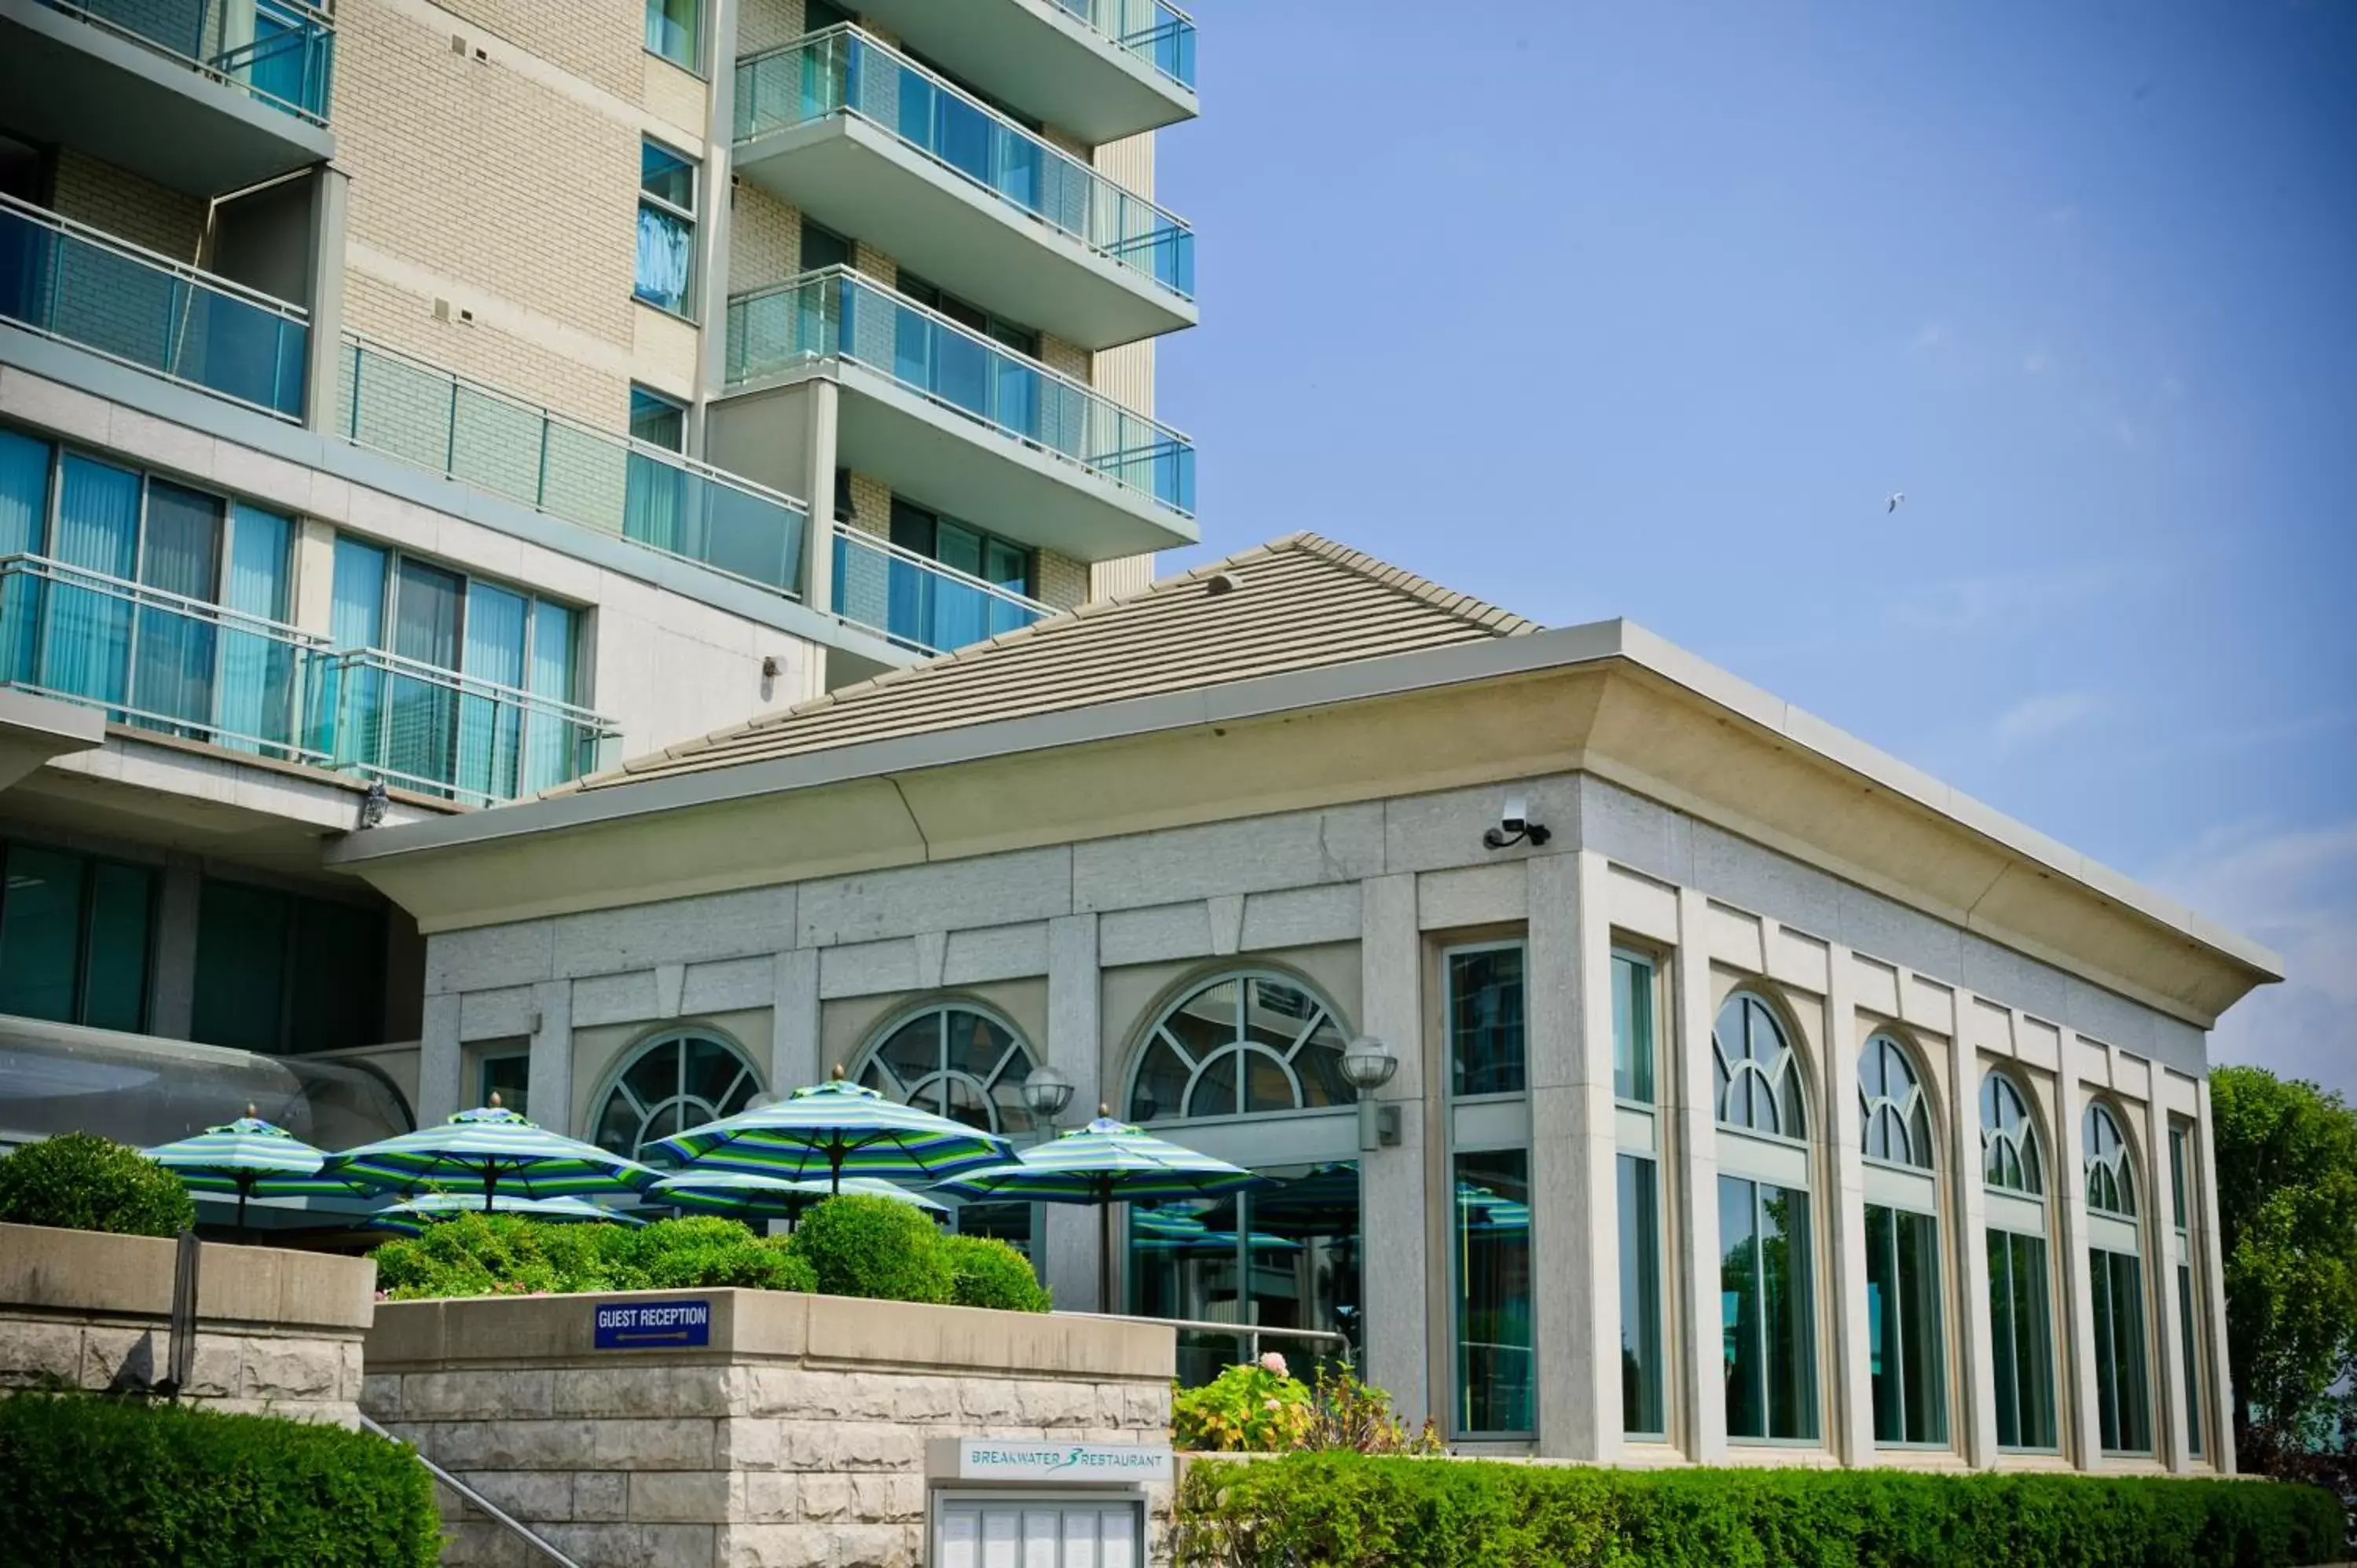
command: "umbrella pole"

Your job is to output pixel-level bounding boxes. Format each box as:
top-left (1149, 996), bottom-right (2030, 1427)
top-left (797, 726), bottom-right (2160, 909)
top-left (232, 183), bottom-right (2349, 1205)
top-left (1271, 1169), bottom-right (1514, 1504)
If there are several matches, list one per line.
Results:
top-left (236, 1176), bottom-right (250, 1240)
top-left (830, 1138), bottom-right (845, 1197)
top-left (483, 1167), bottom-right (497, 1214)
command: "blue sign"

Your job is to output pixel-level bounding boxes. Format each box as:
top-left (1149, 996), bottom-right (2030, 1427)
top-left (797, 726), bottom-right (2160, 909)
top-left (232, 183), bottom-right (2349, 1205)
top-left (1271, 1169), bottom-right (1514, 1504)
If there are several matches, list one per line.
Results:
top-left (593, 1299), bottom-right (711, 1350)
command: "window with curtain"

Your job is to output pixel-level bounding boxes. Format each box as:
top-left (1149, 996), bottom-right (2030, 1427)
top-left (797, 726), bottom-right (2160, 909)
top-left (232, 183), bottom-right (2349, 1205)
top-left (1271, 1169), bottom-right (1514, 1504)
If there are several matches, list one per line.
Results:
top-left (0, 839), bottom-right (153, 1031)
top-left (1859, 1033), bottom-right (1946, 1447)
top-left (2170, 1122), bottom-right (2205, 1459)
top-left (1714, 990), bottom-right (1819, 1443)
top-left (216, 504), bottom-right (295, 755)
top-left (2084, 1102), bottom-right (2153, 1454)
top-left (883, 500), bottom-right (1036, 650)
top-left (0, 428), bottom-right (51, 689)
top-left (1614, 949), bottom-right (1666, 1438)
top-left (44, 453), bottom-right (139, 709)
top-left (1982, 1069), bottom-right (2058, 1451)
top-left (643, 0), bottom-right (701, 68)
top-left (636, 140), bottom-right (698, 314)
top-left (189, 877), bottom-right (383, 1053)
top-left (129, 478), bottom-right (221, 735)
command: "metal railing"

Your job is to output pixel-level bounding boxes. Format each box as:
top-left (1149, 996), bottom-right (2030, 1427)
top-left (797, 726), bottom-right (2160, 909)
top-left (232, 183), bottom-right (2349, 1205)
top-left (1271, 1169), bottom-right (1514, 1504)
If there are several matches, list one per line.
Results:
top-left (1054, 0), bottom-right (1196, 90)
top-left (357, 1414), bottom-right (583, 1568)
top-left (0, 192), bottom-right (309, 419)
top-left (735, 24), bottom-right (1193, 301)
top-left (831, 524), bottom-right (1050, 655)
top-left (728, 268), bottom-right (1195, 517)
top-left (37, 0), bottom-right (336, 124)
top-left (0, 553), bottom-right (331, 760)
top-left (313, 647), bottom-right (618, 809)
top-left (1080, 1313), bottom-right (1354, 1369)
top-left (338, 335), bottom-right (809, 597)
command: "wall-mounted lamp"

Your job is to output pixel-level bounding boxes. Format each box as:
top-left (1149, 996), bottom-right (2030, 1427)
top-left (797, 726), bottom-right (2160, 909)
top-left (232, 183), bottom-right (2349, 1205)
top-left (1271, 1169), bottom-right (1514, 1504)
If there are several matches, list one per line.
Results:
top-left (1482, 792), bottom-right (1552, 852)
top-left (1021, 1063), bottom-right (1076, 1126)
top-left (1341, 1035), bottom-right (1402, 1150)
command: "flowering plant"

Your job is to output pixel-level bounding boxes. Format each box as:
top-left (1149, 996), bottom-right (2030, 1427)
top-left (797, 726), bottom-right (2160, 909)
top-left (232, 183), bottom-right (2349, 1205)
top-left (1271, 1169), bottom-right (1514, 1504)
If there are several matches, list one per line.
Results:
top-left (1170, 1359), bottom-right (1313, 1453)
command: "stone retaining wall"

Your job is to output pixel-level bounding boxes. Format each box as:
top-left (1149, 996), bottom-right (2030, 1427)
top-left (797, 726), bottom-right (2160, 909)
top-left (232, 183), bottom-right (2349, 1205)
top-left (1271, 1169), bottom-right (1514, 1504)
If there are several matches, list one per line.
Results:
top-left (0, 1222), bottom-right (375, 1423)
top-left (365, 1290), bottom-right (1176, 1567)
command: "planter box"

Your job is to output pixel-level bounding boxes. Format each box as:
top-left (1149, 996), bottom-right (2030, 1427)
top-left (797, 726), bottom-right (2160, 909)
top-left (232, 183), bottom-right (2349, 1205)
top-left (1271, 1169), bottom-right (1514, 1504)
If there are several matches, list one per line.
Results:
top-left (365, 1290), bottom-right (1177, 1567)
top-left (0, 1221), bottom-right (373, 1423)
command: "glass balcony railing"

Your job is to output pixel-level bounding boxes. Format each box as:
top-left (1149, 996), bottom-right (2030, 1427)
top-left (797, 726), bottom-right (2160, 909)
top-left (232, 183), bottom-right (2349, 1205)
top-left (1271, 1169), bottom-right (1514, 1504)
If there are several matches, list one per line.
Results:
top-left (38, 0), bottom-right (335, 125)
top-left (311, 648), bottom-right (619, 809)
top-left (338, 335), bottom-right (809, 597)
top-left (831, 525), bottom-right (1050, 656)
top-left (728, 268), bottom-right (1196, 518)
top-left (736, 25), bottom-right (1193, 301)
top-left (0, 553), bottom-right (329, 761)
top-left (1054, 0), bottom-right (1197, 91)
top-left (0, 192), bottom-right (310, 419)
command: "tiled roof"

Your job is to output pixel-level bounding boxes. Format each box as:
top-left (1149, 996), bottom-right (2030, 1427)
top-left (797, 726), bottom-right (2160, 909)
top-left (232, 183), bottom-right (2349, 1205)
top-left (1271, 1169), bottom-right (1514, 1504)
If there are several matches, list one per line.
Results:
top-left (564, 532), bottom-right (1540, 792)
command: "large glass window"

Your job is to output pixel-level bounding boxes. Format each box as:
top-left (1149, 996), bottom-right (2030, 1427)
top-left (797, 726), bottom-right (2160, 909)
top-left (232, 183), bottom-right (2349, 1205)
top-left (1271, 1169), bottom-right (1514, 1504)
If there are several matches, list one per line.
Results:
top-left (1126, 973), bottom-right (1352, 1123)
top-left (1860, 1033), bottom-right (1935, 1169)
top-left (1714, 991), bottom-right (1805, 1138)
top-left (2084, 1102), bottom-right (2136, 1218)
top-left (629, 385), bottom-right (687, 452)
top-left (2170, 1122), bottom-right (2205, 1459)
top-left (1864, 1203), bottom-right (1947, 1444)
top-left (592, 1030), bottom-right (761, 1156)
top-left (189, 878), bottom-right (384, 1053)
top-left (1453, 1149), bottom-right (1532, 1436)
top-left (2084, 1103), bottom-right (2152, 1455)
top-left (1447, 943), bottom-right (1526, 1097)
top-left (857, 1004), bottom-right (1038, 1138)
top-left (1613, 948), bottom-right (1666, 1438)
top-left (1982, 1068), bottom-right (2058, 1451)
top-left (636, 140), bottom-right (698, 315)
top-left (478, 1046), bottom-right (530, 1117)
top-left (0, 840), bottom-right (154, 1031)
top-left (643, 0), bottom-right (701, 68)
top-left (1719, 1174), bottom-right (1818, 1442)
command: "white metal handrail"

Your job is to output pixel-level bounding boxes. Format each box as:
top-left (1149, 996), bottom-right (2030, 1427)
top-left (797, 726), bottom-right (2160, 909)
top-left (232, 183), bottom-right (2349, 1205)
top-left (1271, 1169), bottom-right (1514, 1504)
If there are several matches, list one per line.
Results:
top-left (0, 189), bottom-right (311, 322)
top-left (833, 524), bottom-right (1054, 620)
top-left (357, 1414), bottom-right (583, 1568)
top-left (35, 0), bottom-right (337, 126)
top-left (324, 646), bottom-right (614, 733)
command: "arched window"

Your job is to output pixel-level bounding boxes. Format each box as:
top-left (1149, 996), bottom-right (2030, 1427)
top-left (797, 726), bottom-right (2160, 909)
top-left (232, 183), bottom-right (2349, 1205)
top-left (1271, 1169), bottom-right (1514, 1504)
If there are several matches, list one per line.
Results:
top-left (1125, 971), bottom-right (1351, 1123)
top-left (856, 1003), bottom-right (1038, 1137)
top-left (2084, 1104), bottom-right (2137, 1218)
top-left (1859, 1033), bottom-right (1934, 1169)
top-left (1981, 1072), bottom-right (2044, 1194)
top-left (1713, 989), bottom-right (1818, 1444)
top-left (591, 1029), bottom-right (762, 1160)
top-left (1714, 991), bottom-right (1806, 1138)
top-left (2083, 1100), bottom-right (2152, 1453)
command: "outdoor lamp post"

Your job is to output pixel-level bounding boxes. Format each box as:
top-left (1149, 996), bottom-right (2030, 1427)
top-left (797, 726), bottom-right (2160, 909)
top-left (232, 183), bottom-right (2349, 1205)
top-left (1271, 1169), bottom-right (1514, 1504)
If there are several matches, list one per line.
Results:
top-left (1021, 1064), bottom-right (1076, 1131)
top-left (1340, 1036), bottom-right (1401, 1151)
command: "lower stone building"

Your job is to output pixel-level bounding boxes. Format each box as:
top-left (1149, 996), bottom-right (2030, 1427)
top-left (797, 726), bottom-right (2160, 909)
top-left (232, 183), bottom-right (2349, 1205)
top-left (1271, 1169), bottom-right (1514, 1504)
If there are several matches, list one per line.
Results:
top-left (329, 533), bottom-right (2275, 1476)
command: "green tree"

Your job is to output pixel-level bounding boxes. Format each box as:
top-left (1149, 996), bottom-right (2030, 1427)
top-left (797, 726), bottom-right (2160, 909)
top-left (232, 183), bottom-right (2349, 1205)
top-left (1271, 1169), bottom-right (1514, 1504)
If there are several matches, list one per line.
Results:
top-left (2210, 1065), bottom-right (2357, 1449)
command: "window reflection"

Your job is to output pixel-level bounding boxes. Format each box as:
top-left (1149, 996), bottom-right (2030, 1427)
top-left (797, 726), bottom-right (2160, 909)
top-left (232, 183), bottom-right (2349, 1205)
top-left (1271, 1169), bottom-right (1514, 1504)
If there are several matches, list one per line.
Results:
top-left (1721, 1174), bottom-right (1817, 1442)
top-left (1453, 1150), bottom-right (1533, 1435)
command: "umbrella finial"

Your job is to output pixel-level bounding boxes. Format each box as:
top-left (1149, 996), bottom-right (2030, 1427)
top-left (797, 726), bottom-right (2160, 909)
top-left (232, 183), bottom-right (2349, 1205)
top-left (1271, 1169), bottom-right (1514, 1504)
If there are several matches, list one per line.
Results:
top-left (830, 1064), bottom-right (845, 1081)
top-left (246, 1103), bottom-right (258, 1119)
top-left (1098, 1103), bottom-right (1110, 1118)
top-left (489, 1090), bottom-right (503, 1108)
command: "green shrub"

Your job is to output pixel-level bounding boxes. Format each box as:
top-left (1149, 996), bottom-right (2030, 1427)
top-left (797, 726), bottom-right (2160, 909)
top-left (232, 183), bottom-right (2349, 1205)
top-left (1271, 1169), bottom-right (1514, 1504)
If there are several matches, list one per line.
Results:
top-left (1172, 1360), bottom-right (1312, 1453)
top-left (0, 1132), bottom-right (195, 1238)
top-left (0, 1393), bottom-right (439, 1567)
top-left (1173, 1453), bottom-right (2350, 1568)
top-left (942, 1233), bottom-right (1052, 1313)
top-left (371, 1211), bottom-right (815, 1299)
top-left (786, 1192), bottom-right (952, 1304)
top-left (630, 1216), bottom-right (812, 1291)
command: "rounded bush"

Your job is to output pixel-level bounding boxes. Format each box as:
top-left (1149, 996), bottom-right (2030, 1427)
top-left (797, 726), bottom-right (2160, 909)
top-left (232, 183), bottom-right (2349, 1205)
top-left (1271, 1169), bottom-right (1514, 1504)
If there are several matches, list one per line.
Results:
top-left (0, 1132), bottom-right (196, 1237)
top-left (942, 1233), bottom-right (1050, 1313)
top-left (786, 1192), bottom-right (952, 1304)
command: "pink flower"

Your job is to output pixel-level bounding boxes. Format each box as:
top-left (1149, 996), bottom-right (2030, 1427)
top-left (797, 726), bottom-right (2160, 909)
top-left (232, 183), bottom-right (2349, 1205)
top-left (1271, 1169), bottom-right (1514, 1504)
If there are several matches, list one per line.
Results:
top-left (1258, 1352), bottom-right (1288, 1379)
top-left (1263, 1397), bottom-right (1281, 1411)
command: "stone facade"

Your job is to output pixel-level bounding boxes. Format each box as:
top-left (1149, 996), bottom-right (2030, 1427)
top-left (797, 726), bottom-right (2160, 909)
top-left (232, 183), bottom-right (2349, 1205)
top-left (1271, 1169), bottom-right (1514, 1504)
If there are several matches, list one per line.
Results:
top-left (365, 1288), bottom-right (1175, 1568)
top-left (0, 1222), bottom-right (374, 1424)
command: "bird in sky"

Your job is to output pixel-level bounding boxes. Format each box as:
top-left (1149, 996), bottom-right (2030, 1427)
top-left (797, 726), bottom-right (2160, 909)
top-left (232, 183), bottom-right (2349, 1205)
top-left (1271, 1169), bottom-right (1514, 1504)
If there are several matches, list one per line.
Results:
top-left (1886, 492), bottom-right (1907, 514)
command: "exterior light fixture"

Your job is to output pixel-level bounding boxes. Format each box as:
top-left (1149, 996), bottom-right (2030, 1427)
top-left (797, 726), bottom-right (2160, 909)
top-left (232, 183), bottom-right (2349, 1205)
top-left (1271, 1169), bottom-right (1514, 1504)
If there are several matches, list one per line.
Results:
top-left (1021, 1064), bottom-right (1075, 1124)
top-left (1483, 792), bottom-right (1552, 851)
top-left (1340, 1036), bottom-right (1402, 1151)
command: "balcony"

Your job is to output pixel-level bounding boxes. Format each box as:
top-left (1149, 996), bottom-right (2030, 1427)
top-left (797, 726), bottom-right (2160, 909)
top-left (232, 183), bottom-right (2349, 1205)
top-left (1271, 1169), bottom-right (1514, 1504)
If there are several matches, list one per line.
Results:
top-left (313, 649), bottom-right (618, 809)
top-left (733, 26), bottom-right (1194, 352)
top-left (0, 192), bottom-right (309, 419)
top-left (0, 0), bottom-right (335, 196)
top-left (848, 0), bottom-right (1196, 143)
top-left (720, 267), bottom-right (1197, 562)
top-left (0, 556), bottom-right (620, 807)
top-left (831, 525), bottom-right (1050, 657)
top-left (338, 335), bottom-right (808, 597)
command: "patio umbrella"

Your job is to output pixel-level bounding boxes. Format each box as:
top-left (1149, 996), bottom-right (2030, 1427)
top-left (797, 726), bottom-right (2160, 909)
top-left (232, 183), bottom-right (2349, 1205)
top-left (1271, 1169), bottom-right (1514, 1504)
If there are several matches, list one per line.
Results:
top-left (143, 1109), bottom-right (353, 1236)
top-left (322, 1097), bottom-right (659, 1211)
top-left (648, 1171), bottom-right (947, 1223)
top-left (1131, 1205), bottom-right (1297, 1254)
top-left (650, 1070), bottom-right (1010, 1196)
top-left (368, 1192), bottom-right (647, 1236)
top-left (937, 1110), bottom-right (1264, 1311)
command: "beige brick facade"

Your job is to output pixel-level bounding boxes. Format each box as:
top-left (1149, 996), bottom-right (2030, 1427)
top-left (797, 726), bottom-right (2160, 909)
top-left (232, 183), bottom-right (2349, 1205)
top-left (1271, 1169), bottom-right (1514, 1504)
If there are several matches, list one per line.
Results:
top-left (342, 271), bottom-right (629, 430)
top-left (843, 471), bottom-right (892, 538)
top-left (49, 148), bottom-right (204, 262)
top-left (1036, 548), bottom-right (1090, 610)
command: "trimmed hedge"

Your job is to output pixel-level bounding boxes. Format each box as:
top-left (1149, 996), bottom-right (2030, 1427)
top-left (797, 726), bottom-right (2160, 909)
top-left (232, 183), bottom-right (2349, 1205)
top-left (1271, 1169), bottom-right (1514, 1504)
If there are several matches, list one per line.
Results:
top-left (786, 1192), bottom-right (954, 1305)
top-left (0, 1132), bottom-right (195, 1238)
top-left (943, 1233), bottom-right (1054, 1313)
top-left (1174, 1453), bottom-right (2349, 1568)
top-left (372, 1211), bottom-right (812, 1299)
top-left (0, 1394), bottom-right (440, 1567)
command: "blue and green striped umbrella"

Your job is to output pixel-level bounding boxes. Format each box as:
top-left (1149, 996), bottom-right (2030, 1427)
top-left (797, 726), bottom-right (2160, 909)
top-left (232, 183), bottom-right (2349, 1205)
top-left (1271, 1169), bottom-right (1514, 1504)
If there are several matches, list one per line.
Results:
top-left (323, 1101), bottom-right (659, 1211)
top-left (649, 1171), bottom-right (947, 1221)
top-left (368, 1193), bottom-right (647, 1236)
top-left (144, 1112), bottom-right (354, 1234)
top-left (937, 1113), bottom-right (1263, 1307)
top-left (651, 1074), bottom-right (1010, 1195)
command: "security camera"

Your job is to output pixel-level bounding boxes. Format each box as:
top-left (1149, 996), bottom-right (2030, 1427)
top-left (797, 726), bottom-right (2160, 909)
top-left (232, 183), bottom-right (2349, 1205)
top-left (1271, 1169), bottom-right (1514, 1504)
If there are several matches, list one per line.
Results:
top-left (1483, 793), bottom-right (1551, 851)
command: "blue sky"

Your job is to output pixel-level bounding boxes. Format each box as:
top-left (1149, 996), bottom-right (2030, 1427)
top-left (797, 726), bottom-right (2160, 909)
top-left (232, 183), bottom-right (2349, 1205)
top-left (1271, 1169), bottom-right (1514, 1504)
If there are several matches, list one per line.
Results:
top-left (1153, 2), bottom-right (2357, 1094)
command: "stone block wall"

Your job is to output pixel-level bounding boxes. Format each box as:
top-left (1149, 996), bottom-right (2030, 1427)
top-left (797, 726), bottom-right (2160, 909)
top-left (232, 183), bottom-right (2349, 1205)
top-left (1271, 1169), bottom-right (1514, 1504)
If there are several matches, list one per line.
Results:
top-left (364, 1289), bottom-right (1175, 1568)
top-left (0, 1222), bottom-right (375, 1424)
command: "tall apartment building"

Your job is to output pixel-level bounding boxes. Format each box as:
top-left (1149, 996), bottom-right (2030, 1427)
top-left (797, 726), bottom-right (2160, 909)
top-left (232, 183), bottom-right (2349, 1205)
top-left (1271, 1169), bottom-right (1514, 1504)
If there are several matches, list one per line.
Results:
top-left (0, 0), bottom-right (1199, 1147)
